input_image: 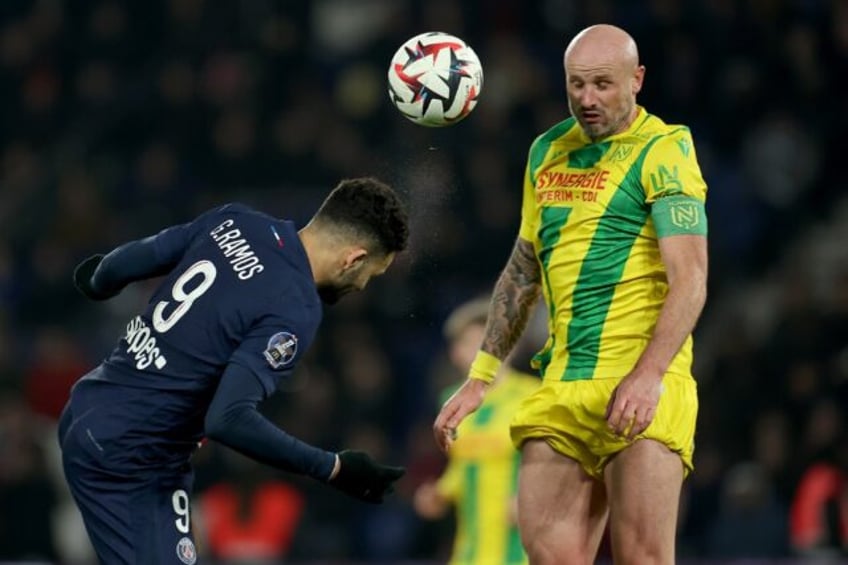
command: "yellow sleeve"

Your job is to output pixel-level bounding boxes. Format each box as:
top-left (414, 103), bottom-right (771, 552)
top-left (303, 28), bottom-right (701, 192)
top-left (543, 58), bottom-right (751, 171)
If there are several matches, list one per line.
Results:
top-left (640, 128), bottom-right (708, 237)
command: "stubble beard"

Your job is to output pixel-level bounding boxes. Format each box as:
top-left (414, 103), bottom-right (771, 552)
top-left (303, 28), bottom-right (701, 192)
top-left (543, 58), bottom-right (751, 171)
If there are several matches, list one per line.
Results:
top-left (580, 100), bottom-right (636, 142)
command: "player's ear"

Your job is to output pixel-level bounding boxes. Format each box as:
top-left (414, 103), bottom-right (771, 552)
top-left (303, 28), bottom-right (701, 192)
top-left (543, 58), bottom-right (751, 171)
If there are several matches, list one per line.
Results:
top-left (632, 65), bottom-right (645, 95)
top-left (341, 247), bottom-right (368, 272)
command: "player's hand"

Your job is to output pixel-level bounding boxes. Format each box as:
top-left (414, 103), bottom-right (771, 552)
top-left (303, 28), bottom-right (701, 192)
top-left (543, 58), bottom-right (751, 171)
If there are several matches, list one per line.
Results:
top-left (433, 378), bottom-right (489, 453)
top-left (413, 481), bottom-right (449, 519)
top-left (605, 369), bottom-right (664, 441)
top-left (72, 254), bottom-right (113, 300)
top-left (328, 450), bottom-right (405, 504)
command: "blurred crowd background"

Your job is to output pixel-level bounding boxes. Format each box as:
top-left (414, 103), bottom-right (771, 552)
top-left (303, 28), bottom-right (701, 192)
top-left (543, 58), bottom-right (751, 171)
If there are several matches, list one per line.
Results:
top-left (2, 0), bottom-right (847, 563)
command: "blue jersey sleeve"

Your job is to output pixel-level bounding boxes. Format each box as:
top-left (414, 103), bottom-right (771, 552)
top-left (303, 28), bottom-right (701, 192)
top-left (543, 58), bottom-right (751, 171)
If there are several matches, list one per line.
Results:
top-left (229, 312), bottom-right (314, 396)
top-left (92, 205), bottom-right (238, 297)
top-left (204, 363), bottom-right (336, 480)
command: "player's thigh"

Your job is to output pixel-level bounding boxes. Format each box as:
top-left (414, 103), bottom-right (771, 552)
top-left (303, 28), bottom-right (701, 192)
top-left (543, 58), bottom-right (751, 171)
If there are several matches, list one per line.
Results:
top-left (518, 439), bottom-right (608, 565)
top-left (604, 439), bottom-right (684, 565)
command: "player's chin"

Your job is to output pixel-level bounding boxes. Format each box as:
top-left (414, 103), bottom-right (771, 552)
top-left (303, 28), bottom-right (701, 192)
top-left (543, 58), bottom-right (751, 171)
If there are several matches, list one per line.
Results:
top-left (579, 118), bottom-right (608, 137)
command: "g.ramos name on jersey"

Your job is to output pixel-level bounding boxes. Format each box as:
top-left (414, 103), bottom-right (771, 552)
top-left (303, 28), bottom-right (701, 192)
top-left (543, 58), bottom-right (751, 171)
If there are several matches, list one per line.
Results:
top-left (209, 218), bottom-right (265, 280)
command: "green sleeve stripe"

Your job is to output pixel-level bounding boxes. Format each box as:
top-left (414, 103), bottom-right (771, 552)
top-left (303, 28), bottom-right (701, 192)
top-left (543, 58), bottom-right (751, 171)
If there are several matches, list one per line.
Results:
top-left (652, 195), bottom-right (708, 237)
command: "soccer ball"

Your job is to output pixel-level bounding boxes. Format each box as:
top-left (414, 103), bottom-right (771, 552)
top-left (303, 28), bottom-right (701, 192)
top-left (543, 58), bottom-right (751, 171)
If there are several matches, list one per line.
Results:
top-left (388, 32), bottom-right (483, 127)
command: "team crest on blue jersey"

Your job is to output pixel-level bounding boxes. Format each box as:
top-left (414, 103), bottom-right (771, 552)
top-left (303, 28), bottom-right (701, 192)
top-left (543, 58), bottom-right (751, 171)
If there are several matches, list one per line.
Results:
top-left (176, 537), bottom-right (196, 565)
top-left (264, 332), bottom-right (298, 369)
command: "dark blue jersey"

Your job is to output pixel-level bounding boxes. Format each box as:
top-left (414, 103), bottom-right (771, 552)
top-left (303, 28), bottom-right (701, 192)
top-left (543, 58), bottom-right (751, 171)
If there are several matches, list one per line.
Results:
top-left (69, 204), bottom-right (331, 474)
top-left (101, 203), bottom-right (320, 393)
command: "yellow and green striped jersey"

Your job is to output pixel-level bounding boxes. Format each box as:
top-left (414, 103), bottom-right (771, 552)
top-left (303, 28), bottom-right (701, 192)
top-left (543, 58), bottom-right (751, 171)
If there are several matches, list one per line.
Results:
top-left (519, 106), bottom-right (708, 382)
top-left (437, 371), bottom-right (539, 565)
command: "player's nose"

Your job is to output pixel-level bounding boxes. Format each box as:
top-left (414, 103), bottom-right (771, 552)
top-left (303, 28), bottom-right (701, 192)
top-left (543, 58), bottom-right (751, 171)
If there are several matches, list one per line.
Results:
top-left (579, 89), bottom-right (598, 108)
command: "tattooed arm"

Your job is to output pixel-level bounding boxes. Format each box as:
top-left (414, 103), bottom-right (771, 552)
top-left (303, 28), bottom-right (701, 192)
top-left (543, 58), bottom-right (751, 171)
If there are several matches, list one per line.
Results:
top-left (433, 236), bottom-right (541, 452)
top-left (481, 236), bottom-right (542, 360)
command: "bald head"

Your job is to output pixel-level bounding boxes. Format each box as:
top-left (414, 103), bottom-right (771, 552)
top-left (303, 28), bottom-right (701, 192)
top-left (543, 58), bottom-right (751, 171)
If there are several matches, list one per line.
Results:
top-left (563, 25), bottom-right (644, 141)
top-left (565, 24), bottom-right (639, 71)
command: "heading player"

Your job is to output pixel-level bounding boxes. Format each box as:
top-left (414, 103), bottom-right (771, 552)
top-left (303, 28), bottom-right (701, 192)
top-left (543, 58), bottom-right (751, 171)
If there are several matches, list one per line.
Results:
top-left (59, 177), bottom-right (409, 564)
top-left (435, 24), bottom-right (709, 565)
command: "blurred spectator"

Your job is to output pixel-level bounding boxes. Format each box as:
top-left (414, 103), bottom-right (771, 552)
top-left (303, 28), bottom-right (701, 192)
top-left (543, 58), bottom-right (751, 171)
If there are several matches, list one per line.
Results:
top-left (707, 462), bottom-right (789, 559)
top-left (413, 297), bottom-right (540, 564)
top-left (0, 391), bottom-right (57, 561)
top-left (199, 453), bottom-right (305, 563)
top-left (789, 437), bottom-right (848, 559)
top-left (23, 326), bottom-right (89, 421)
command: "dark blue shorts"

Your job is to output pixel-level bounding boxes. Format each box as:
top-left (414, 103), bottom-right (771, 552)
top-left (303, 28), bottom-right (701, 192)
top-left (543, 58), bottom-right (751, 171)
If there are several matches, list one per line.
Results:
top-left (59, 404), bottom-right (199, 565)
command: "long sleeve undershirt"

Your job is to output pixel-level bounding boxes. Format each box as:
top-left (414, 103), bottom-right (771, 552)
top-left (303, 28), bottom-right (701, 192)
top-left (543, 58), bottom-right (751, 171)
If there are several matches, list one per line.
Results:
top-left (204, 362), bottom-right (336, 481)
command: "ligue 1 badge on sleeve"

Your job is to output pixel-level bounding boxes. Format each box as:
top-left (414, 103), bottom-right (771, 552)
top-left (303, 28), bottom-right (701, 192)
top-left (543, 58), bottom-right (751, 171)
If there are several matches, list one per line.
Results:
top-left (264, 332), bottom-right (298, 369)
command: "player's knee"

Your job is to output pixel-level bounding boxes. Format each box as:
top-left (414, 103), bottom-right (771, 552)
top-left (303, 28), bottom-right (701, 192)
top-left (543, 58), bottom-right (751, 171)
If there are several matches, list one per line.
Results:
top-left (612, 534), bottom-right (673, 565)
top-left (525, 545), bottom-right (595, 565)
top-left (522, 531), bottom-right (594, 565)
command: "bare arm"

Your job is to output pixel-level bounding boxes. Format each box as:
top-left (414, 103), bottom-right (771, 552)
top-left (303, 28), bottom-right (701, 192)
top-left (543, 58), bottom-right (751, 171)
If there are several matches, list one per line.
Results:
top-left (433, 236), bottom-right (541, 452)
top-left (606, 233), bottom-right (708, 438)
top-left (634, 234), bottom-right (708, 376)
top-left (481, 236), bottom-right (543, 361)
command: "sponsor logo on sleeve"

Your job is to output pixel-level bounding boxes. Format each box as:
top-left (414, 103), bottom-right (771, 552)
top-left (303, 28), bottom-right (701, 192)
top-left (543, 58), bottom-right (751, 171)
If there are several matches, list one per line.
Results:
top-left (264, 332), bottom-right (298, 369)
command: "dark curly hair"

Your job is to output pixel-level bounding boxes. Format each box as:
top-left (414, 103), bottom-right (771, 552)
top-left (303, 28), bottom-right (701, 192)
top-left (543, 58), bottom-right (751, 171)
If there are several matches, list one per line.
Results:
top-left (313, 177), bottom-right (409, 254)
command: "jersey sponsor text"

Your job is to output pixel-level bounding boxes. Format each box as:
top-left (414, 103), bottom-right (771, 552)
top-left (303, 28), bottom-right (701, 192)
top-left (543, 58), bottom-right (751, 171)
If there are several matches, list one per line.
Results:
top-left (125, 316), bottom-right (168, 370)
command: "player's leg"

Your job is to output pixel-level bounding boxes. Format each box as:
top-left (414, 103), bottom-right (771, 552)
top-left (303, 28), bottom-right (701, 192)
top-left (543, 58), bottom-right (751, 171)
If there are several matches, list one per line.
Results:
top-left (603, 373), bottom-right (697, 564)
top-left (61, 454), bottom-right (137, 564)
top-left (517, 439), bottom-right (608, 565)
top-left (62, 429), bottom-right (197, 564)
top-left (60, 407), bottom-right (138, 564)
top-left (604, 439), bottom-right (683, 565)
top-left (64, 463), bottom-right (198, 564)
top-left (148, 466), bottom-right (198, 565)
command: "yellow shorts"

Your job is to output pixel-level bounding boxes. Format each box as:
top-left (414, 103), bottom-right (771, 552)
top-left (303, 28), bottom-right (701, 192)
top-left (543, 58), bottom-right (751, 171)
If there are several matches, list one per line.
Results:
top-left (510, 374), bottom-right (697, 480)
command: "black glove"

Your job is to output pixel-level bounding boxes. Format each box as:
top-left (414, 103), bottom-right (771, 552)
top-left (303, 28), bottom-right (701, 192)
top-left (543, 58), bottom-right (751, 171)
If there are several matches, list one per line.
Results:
top-left (328, 450), bottom-right (406, 504)
top-left (73, 254), bottom-right (113, 300)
